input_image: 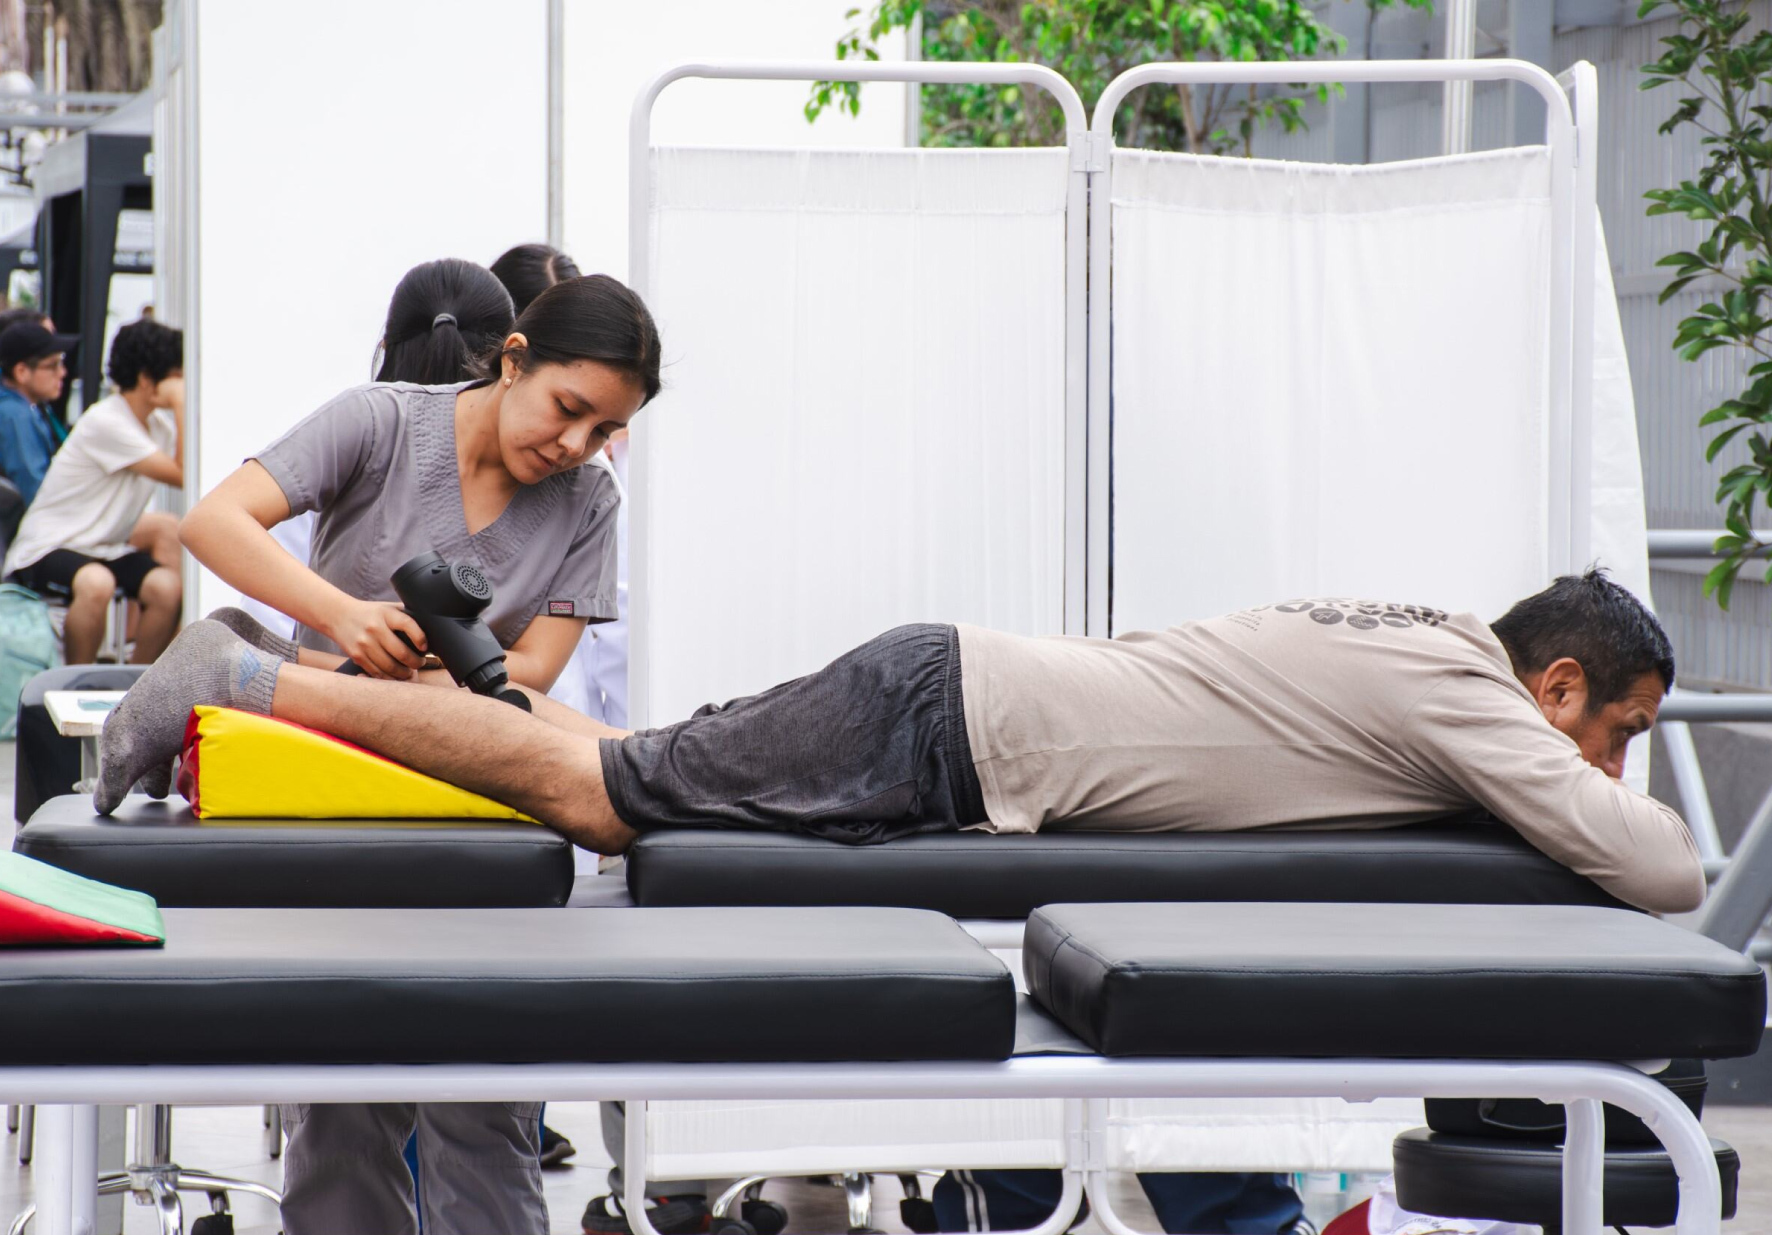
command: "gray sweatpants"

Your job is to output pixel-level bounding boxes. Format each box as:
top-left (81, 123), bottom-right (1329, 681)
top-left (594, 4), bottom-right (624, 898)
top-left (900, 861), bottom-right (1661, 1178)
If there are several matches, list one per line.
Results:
top-left (278, 1101), bottom-right (546, 1235)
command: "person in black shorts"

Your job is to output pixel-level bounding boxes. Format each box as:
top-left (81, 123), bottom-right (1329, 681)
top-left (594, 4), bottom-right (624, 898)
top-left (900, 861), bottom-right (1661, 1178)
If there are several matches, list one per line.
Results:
top-left (1, 320), bottom-right (185, 663)
top-left (12, 545), bottom-right (161, 604)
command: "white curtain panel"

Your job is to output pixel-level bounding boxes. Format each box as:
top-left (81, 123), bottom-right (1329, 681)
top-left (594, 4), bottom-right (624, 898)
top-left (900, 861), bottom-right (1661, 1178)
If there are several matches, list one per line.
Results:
top-left (637, 147), bottom-right (1070, 725)
top-left (1109, 146), bottom-right (1556, 633)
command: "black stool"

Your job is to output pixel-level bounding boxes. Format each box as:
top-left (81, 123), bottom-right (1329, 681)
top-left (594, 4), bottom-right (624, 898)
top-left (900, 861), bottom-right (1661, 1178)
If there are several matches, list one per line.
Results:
top-left (1392, 1127), bottom-right (1739, 1231)
top-left (13, 664), bottom-right (146, 824)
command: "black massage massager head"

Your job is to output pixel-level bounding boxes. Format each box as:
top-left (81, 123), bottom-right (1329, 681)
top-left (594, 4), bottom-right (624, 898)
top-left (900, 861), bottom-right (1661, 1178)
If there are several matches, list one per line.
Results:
top-left (393, 553), bottom-right (493, 620)
top-left (336, 551), bottom-right (531, 710)
top-left (389, 551), bottom-right (526, 704)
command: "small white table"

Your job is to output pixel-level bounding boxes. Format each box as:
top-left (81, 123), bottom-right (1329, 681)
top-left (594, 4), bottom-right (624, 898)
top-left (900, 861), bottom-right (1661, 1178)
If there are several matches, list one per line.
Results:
top-left (41, 691), bottom-right (126, 794)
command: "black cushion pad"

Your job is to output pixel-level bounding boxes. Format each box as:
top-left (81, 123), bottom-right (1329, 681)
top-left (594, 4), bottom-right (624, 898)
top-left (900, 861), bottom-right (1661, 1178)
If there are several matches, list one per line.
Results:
top-left (626, 821), bottom-right (1620, 917)
top-left (0, 906), bottom-right (1015, 1065)
top-left (16, 795), bottom-right (575, 908)
top-left (1393, 1128), bottom-right (1738, 1227)
top-left (1024, 903), bottom-right (1767, 1060)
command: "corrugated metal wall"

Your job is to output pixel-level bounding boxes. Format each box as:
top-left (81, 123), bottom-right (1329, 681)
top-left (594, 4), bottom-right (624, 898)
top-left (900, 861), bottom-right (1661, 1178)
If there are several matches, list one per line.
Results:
top-left (1242, 8), bottom-right (1772, 687)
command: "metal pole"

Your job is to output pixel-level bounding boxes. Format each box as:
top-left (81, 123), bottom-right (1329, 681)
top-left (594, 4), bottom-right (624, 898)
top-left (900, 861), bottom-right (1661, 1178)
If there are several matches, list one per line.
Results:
top-left (1660, 721), bottom-right (1725, 864)
top-left (1647, 529), bottom-right (1772, 558)
top-left (1561, 1097), bottom-right (1605, 1235)
top-left (1441, 0), bottom-right (1475, 155)
top-left (904, 12), bottom-right (922, 148)
top-left (546, 0), bottom-right (564, 248)
top-left (1697, 782), bottom-right (1772, 950)
top-left (69, 1105), bottom-right (95, 1235)
top-left (36, 1105), bottom-right (71, 1235)
top-left (1507, 0), bottom-right (1552, 147)
top-left (1563, 62), bottom-right (1598, 572)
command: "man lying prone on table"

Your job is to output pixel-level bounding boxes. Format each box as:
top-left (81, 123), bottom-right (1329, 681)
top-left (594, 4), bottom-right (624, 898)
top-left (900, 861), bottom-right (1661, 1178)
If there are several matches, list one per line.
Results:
top-left (96, 567), bottom-right (1701, 914)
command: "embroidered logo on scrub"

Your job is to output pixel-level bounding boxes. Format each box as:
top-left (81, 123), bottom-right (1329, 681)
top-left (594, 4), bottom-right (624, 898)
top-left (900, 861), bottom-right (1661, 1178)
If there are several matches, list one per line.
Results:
top-left (1259, 598), bottom-right (1448, 632)
top-left (548, 600), bottom-right (575, 616)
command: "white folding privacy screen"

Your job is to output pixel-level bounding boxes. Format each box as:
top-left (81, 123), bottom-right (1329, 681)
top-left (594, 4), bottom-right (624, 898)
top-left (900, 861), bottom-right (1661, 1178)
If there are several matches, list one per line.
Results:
top-left (1108, 145), bottom-right (1557, 630)
top-left (629, 59), bottom-right (1630, 727)
top-left (629, 64), bottom-right (1088, 727)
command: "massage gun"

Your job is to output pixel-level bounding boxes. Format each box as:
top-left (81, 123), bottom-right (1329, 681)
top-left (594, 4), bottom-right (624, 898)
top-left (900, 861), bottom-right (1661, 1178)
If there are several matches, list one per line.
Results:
top-left (336, 551), bottom-right (531, 711)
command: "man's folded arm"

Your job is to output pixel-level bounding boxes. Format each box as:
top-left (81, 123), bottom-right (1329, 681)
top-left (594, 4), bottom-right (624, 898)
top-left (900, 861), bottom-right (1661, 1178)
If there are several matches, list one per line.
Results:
top-left (1403, 679), bottom-right (1705, 914)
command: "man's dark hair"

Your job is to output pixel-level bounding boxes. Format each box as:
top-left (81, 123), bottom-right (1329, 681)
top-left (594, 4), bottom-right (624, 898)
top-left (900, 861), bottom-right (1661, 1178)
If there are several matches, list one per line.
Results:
top-left (106, 319), bottom-right (183, 391)
top-left (1490, 568), bottom-right (1675, 709)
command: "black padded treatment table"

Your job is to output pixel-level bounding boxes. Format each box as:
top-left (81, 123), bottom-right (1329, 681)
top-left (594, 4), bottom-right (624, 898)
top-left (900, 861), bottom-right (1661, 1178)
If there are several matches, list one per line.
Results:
top-left (0, 902), bottom-right (1759, 1235)
top-left (622, 817), bottom-right (1624, 924)
top-left (15, 795), bottom-right (575, 907)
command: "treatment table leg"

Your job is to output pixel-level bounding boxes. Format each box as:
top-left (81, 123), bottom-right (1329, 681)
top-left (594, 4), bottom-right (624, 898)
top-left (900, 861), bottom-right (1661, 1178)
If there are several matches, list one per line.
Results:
top-left (33, 1104), bottom-right (99, 1235)
top-left (1560, 1097), bottom-right (1604, 1235)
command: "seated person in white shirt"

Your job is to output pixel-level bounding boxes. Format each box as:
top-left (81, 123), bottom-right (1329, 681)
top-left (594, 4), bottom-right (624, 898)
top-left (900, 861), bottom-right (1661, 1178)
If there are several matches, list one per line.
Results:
top-left (3, 319), bottom-right (185, 664)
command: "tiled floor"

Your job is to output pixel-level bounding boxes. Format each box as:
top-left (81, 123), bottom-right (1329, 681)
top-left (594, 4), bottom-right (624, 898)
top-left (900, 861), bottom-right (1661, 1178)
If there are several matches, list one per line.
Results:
top-left (1, 742), bottom-right (1767, 1233)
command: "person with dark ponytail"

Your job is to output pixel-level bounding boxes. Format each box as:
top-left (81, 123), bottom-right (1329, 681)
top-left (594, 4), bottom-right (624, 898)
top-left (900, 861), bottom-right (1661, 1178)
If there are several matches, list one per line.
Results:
top-left (488, 244), bottom-right (632, 733)
top-left (177, 269), bottom-right (660, 1235)
top-left (236, 258), bottom-right (520, 640)
top-left (375, 256), bottom-right (516, 385)
top-left (183, 270), bottom-right (657, 686)
top-left (491, 242), bottom-right (582, 316)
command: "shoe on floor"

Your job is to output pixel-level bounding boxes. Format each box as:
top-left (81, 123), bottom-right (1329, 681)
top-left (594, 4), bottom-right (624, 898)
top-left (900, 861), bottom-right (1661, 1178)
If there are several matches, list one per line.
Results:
top-left (582, 1193), bottom-right (711, 1235)
top-left (541, 1123), bottom-right (577, 1169)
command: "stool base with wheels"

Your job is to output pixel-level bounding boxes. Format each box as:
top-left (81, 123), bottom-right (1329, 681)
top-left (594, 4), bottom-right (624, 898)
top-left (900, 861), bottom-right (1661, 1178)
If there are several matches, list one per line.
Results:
top-left (7, 1105), bottom-right (282, 1235)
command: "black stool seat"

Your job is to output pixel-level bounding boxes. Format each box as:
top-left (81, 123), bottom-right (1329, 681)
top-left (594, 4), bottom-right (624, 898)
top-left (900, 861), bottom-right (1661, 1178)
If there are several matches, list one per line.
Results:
top-left (16, 795), bottom-right (576, 908)
top-left (1393, 1128), bottom-right (1739, 1229)
top-left (0, 906), bottom-right (1015, 1065)
top-left (625, 820), bottom-right (1622, 917)
top-left (1023, 902), bottom-right (1766, 1059)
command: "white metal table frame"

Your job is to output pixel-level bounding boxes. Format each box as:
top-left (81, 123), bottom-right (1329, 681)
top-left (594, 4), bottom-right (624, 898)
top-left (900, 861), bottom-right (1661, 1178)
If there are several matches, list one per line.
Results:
top-left (625, 61), bottom-right (1091, 730)
top-left (7, 1054), bottom-right (1719, 1235)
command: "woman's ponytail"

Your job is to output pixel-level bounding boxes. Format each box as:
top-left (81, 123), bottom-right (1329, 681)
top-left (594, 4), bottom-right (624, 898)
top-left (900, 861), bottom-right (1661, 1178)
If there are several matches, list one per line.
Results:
top-left (376, 259), bottom-right (515, 386)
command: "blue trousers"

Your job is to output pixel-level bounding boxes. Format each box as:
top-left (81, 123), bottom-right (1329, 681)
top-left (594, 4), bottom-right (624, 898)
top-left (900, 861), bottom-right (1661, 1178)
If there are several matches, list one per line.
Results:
top-left (934, 1169), bottom-right (1303, 1235)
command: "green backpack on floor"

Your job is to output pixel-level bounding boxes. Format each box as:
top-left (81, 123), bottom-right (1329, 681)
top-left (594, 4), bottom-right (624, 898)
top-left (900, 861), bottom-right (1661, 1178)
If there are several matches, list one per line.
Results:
top-left (0, 583), bottom-right (60, 740)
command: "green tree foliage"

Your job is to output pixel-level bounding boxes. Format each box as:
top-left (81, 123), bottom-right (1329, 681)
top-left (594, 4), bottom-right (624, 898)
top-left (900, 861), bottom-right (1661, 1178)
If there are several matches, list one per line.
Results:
top-left (808, 1), bottom-right (1430, 155)
top-left (1641, 0), bottom-right (1772, 607)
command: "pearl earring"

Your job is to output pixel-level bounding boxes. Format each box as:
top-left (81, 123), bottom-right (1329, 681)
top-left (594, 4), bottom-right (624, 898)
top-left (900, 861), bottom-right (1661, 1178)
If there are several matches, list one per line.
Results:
top-left (504, 377), bottom-right (512, 386)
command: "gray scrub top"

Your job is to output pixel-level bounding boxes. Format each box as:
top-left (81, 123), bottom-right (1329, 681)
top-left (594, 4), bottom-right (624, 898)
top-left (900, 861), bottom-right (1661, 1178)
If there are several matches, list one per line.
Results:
top-left (253, 381), bottom-right (620, 656)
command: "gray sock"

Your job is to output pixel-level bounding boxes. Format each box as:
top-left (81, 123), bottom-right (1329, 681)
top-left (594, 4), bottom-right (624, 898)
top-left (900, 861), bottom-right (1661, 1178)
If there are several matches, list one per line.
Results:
top-left (94, 619), bottom-right (281, 815)
top-left (206, 606), bottom-right (299, 663)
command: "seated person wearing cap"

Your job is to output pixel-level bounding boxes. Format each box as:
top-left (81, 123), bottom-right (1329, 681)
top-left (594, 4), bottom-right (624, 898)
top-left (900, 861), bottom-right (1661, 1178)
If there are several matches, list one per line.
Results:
top-left (0, 319), bottom-right (76, 507)
top-left (101, 568), bottom-right (1699, 915)
top-left (4, 319), bottom-right (185, 664)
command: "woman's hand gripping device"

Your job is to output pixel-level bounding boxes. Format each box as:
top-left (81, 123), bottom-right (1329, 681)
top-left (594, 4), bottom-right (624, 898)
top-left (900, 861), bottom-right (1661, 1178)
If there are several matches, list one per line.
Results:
top-left (335, 551), bottom-right (532, 711)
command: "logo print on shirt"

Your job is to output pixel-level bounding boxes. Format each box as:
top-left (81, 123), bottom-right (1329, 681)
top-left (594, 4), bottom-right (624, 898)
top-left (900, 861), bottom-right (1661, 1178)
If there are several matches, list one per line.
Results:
top-left (1253, 598), bottom-right (1448, 634)
top-left (548, 600), bottom-right (575, 616)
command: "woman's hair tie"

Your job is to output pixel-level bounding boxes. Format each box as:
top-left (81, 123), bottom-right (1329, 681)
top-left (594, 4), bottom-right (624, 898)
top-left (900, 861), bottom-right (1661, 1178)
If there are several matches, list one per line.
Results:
top-left (431, 313), bottom-right (457, 331)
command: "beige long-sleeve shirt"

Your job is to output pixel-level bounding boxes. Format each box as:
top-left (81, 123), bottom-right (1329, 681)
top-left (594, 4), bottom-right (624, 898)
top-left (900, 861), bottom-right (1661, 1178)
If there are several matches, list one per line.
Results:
top-left (956, 598), bottom-right (1704, 914)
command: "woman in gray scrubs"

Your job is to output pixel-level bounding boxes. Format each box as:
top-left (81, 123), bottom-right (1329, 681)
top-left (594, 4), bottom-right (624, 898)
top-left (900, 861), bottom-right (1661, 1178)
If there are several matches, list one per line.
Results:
top-left (180, 266), bottom-right (661, 1235)
top-left (184, 270), bottom-right (657, 694)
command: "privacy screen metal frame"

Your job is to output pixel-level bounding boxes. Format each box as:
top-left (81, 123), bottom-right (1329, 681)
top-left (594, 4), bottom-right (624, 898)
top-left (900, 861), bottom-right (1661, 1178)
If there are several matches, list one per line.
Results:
top-left (1085, 60), bottom-right (1593, 636)
top-left (626, 63), bottom-right (1090, 728)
